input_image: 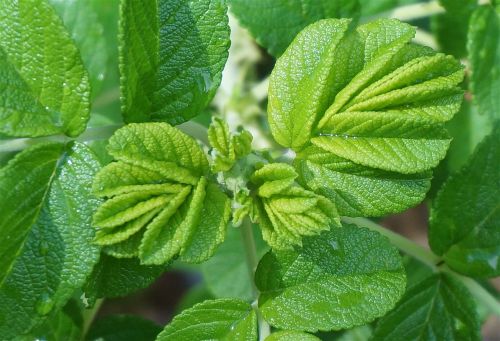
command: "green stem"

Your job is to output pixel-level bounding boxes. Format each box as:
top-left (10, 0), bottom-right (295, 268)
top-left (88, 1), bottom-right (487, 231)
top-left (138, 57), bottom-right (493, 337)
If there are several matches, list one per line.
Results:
top-left (343, 217), bottom-right (500, 317)
top-left (240, 219), bottom-right (271, 340)
top-left (82, 298), bottom-right (104, 337)
top-left (364, 1), bottom-right (445, 23)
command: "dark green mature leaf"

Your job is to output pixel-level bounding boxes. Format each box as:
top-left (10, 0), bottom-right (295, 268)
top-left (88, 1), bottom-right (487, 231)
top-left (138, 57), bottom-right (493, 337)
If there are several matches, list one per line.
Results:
top-left (156, 299), bottom-right (257, 340)
top-left (268, 18), bottom-right (464, 217)
top-left (0, 142), bottom-right (101, 338)
top-left (251, 163), bottom-right (340, 249)
top-left (430, 126), bottom-right (500, 277)
top-left (84, 254), bottom-right (167, 301)
top-left (0, 0), bottom-right (90, 137)
top-left (256, 224), bottom-right (406, 332)
top-left (86, 315), bottom-right (161, 341)
top-left (201, 224), bottom-right (268, 301)
top-left (432, 0), bottom-right (477, 58)
top-left (92, 123), bottom-right (230, 265)
top-left (372, 274), bottom-right (480, 341)
top-left (468, 5), bottom-right (500, 120)
top-left (120, 0), bottom-right (230, 124)
top-left (266, 331), bottom-right (320, 341)
top-left (229, 0), bottom-right (360, 57)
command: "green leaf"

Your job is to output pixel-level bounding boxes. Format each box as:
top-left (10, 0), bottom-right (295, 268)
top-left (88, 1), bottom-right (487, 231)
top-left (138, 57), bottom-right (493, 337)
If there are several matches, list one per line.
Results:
top-left (0, 142), bottom-right (101, 338)
top-left (0, 0), bottom-right (90, 137)
top-left (358, 0), bottom-right (420, 16)
top-left (266, 331), bottom-right (320, 341)
top-left (201, 224), bottom-right (268, 301)
top-left (92, 123), bottom-right (230, 265)
top-left (251, 163), bottom-right (340, 249)
top-left (255, 224), bottom-right (406, 332)
top-left (86, 315), bottom-right (161, 341)
top-left (372, 274), bottom-right (480, 341)
top-left (156, 298), bottom-right (257, 341)
top-left (208, 117), bottom-right (253, 172)
top-left (429, 126), bottom-right (500, 277)
top-left (468, 5), bottom-right (500, 120)
top-left (120, 0), bottom-right (230, 124)
top-left (84, 254), bottom-right (167, 301)
top-left (229, 0), bottom-right (360, 57)
top-left (268, 18), bottom-right (463, 216)
top-left (432, 0), bottom-right (477, 57)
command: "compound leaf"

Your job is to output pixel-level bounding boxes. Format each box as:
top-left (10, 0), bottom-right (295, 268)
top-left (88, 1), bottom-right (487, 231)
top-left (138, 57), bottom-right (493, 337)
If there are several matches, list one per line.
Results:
top-left (429, 126), bottom-right (500, 277)
top-left (372, 274), bottom-right (480, 341)
top-left (268, 18), bottom-right (464, 216)
top-left (120, 0), bottom-right (230, 124)
top-left (0, 0), bottom-right (90, 137)
top-left (468, 5), bottom-right (500, 120)
top-left (92, 123), bottom-right (230, 265)
top-left (156, 299), bottom-right (257, 341)
top-left (0, 142), bottom-right (101, 338)
top-left (255, 224), bottom-right (406, 332)
top-left (229, 0), bottom-right (360, 57)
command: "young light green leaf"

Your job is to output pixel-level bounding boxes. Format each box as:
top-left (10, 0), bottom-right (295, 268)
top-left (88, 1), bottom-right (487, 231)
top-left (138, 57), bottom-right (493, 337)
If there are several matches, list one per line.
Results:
top-left (251, 163), bottom-right (340, 249)
top-left (255, 224), bottom-right (406, 332)
top-left (429, 126), bottom-right (500, 278)
top-left (201, 224), bottom-right (268, 301)
top-left (372, 274), bottom-right (480, 341)
top-left (84, 254), bottom-right (168, 301)
top-left (268, 18), bottom-right (464, 216)
top-left (208, 117), bottom-right (254, 172)
top-left (265, 331), bottom-right (320, 341)
top-left (156, 299), bottom-right (257, 341)
top-left (0, 0), bottom-right (90, 137)
top-left (120, 0), bottom-right (230, 124)
top-left (0, 142), bottom-right (101, 338)
top-left (86, 315), bottom-right (162, 341)
top-left (92, 123), bottom-right (230, 265)
top-left (468, 5), bottom-right (500, 120)
top-left (229, 0), bottom-right (360, 57)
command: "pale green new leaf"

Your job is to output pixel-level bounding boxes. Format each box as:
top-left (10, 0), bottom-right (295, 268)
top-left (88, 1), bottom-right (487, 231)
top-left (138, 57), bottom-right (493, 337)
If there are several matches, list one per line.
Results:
top-left (0, 0), bottom-right (90, 137)
top-left (255, 224), bottom-right (406, 332)
top-left (251, 163), bottom-right (339, 249)
top-left (92, 123), bottom-right (230, 265)
top-left (229, 0), bottom-right (360, 57)
top-left (268, 18), bottom-right (464, 216)
top-left (156, 299), bottom-right (257, 341)
top-left (120, 0), bottom-right (230, 124)
top-left (372, 274), bottom-right (480, 341)
top-left (0, 142), bottom-right (101, 338)
top-left (429, 126), bottom-right (500, 278)
top-left (468, 5), bottom-right (500, 120)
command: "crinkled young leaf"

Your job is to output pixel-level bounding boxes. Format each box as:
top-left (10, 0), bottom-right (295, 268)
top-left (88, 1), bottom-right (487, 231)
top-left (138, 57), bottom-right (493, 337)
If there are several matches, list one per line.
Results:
top-left (255, 224), bottom-right (406, 332)
top-left (84, 254), bottom-right (168, 301)
top-left (372, 274), bottom-right (480, 341)
top-left (92, 123), bottom-right (230, 265)
top-left (268, 18), bottom-right (464, 216)
top-left (208, 117), bottom-right (253, 172)
top-left (251, 163), bottom-right (339, 249)
top-left (86, 315), bottom-right (161, 341)
top-left (0, 142), bottom-right (101, 338)
top-left (156, 298), bottom-right (257, 341)
top-left (468, 5), bottom-right (500, 120)
top-left (120, 0), bottom-right (230, 124)
top-left (229, 0), bottom-right (360, 57)
top-left (429, 126), bottom-right (500, 278)
top-left (0, 0), bottom-right (90, 137)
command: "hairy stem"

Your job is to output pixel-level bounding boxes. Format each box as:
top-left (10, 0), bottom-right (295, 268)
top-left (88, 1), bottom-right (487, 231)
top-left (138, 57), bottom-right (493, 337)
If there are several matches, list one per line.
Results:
top-left (240, 219), bottom-right (270, 340)
top-left (343, 217), bottom-right (500, 317)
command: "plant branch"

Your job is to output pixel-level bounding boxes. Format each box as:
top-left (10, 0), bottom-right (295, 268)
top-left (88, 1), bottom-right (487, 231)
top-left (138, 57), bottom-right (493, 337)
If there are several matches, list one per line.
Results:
top-left (343, 217), bottom-right (500, 317)
top-left (240, 219), bottom-right (270, 340)
top-left (364, 1), bottom-right (445, 23)
top-left (82, 298), bottom-right (104, 337)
